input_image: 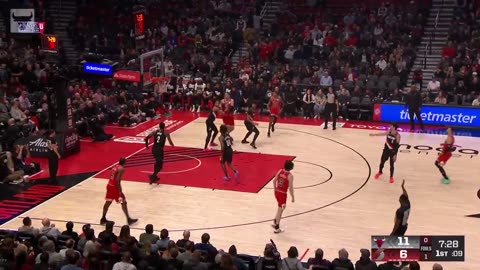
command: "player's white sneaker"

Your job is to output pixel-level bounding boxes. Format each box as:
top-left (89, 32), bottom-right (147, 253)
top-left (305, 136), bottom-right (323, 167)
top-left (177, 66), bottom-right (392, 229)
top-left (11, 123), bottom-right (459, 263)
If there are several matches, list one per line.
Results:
top-left (273, 228), bottom-right (284, 233)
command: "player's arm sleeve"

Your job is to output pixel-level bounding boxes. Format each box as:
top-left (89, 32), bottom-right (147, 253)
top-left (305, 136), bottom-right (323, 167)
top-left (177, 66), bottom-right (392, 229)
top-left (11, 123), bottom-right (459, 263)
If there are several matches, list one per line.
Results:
top-left (393, 134), bottom-right (401, 155)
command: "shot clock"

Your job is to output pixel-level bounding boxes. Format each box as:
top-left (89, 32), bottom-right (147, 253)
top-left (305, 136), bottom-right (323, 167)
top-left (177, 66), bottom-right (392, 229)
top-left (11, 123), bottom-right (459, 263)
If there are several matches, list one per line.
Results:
top-left (371, 236), bottom-right (464, 262)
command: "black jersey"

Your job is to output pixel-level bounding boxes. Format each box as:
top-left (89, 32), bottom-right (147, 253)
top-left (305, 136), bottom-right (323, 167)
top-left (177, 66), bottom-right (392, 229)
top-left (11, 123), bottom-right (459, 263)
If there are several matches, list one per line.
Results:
top-left (206, 110), bottom-right (216, 124)
top-left (384, 132), bottom-right (398, 151)
top-left (152, 130), bottom-right (167, 150)
top-left (222, 133), bottom-right (233, 152)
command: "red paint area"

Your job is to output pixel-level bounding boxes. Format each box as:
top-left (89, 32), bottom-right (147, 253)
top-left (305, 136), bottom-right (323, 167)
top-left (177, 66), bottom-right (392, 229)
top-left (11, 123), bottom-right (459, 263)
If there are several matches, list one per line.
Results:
top-left (96, 146), bottom-right (295, 193)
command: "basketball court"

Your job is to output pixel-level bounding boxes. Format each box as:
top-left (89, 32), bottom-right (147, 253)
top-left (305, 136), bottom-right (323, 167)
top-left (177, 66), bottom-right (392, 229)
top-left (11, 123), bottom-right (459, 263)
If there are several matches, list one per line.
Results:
top-left (0, 114), bottom-right (478, 269)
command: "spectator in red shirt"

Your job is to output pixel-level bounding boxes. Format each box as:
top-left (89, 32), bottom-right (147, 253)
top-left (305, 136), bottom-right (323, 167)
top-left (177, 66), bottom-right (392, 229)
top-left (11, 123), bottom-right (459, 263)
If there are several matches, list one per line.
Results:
top-left (442, 41), bottom-right (455, 58)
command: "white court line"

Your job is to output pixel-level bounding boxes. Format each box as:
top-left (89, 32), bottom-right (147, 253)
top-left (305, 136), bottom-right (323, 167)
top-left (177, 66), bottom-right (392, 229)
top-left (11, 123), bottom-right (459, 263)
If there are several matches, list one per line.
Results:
top-left (1, 116), bottom-right (199, 227)
top-left (139, 154), bottom-right (202, 174)
top-left (107, 120), bottom-right (151, 130)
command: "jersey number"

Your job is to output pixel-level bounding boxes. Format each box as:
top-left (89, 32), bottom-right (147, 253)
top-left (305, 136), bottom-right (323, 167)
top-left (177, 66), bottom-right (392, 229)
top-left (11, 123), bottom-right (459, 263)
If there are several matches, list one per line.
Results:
top-left (156, 134), bottom-right (163, 143)
top-left (225, 138), bottom-right (232, 147)
top-left (277, 179), bottom-right (284, 187)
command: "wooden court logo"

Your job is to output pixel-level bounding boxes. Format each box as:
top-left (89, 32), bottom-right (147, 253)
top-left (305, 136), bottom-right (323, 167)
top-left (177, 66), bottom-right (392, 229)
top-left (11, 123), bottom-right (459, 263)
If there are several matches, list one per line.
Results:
top-left (398, 144), bottom-right (478, 159)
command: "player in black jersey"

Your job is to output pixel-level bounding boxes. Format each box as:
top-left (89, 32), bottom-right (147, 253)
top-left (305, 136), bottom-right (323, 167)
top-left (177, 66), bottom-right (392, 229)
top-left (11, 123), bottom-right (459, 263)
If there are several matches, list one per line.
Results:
top-left (219, 125), bottom-right (239, 181)
top-left (144, 122), bottom-right (174, 184)
top-left (241, 106), bottom-right (259, 149)
top-left (391, 179), bottom-right (410, 236)
top-left (370, 123), bottom-right (401, 183)
top-left (204, 101), bottom-right (220, 150)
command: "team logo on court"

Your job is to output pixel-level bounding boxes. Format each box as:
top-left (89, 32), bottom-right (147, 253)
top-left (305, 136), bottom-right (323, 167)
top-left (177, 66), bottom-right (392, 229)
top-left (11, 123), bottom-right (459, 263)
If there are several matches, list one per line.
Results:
top-left (399, 144), bottom-right (478, 159)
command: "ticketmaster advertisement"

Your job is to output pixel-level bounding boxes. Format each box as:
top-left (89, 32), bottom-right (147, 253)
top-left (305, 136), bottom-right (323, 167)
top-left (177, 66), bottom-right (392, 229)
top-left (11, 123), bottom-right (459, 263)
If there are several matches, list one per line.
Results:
top-left (373, 103), bottom-right (480, 128)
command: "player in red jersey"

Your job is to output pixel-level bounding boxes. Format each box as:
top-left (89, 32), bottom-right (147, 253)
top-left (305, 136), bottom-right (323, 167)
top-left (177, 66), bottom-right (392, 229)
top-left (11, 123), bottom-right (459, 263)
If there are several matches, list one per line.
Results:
top-left (272, 160), bottom-right (295, 233)
top-left (435, 127), bottom-right (455, 184)
top-left (101, 157), bottom-right (138, 225)
top-left (221, 94), bottom-right (235, 133)
top-left (267, 90), bottom-right (282, 137)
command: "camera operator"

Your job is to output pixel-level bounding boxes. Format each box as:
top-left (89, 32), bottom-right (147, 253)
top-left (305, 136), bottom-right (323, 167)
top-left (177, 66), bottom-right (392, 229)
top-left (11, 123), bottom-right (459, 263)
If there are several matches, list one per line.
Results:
top-left (0, 151), bottom-right (26, 184)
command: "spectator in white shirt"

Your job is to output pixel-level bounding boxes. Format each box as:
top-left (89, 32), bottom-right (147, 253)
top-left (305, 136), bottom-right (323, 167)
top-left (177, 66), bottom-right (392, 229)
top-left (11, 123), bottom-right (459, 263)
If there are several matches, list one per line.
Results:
top-left (113, 252), bottom-right (137, 270)
top-left (320, 71), bottom-right (333, 88)
top-left (427, 77), bottom-right (441, 92)
top-left (18, 91), bottom-right (32, 110)
top-left (375, 56), bottom-right (387, 70)
top-left (472, 95), bottom-right (480, 106)
top-left (284, 46), bottom-right (296, 60)
top-left (10, 99), bottom-right (27, 122)
top-left (434, 91), bottom-right (447, 104)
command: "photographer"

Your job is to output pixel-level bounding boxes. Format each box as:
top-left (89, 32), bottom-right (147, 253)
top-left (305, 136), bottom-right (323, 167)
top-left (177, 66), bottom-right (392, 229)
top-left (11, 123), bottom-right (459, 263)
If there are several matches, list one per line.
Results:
top-left (0, 151), bottom-right (26, 184)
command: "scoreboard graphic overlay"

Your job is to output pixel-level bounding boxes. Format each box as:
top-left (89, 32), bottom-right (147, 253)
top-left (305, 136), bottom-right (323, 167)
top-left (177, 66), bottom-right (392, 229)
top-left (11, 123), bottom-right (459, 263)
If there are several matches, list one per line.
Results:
top-left (371, 236), bottom-right (464, 262)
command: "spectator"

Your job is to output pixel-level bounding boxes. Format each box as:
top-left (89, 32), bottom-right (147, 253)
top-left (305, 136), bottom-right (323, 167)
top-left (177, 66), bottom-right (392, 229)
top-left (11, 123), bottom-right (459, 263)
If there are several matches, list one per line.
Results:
top-left (98, 220), bottom-right (117, 244)
top-left (302, 89), bottom-right (315, 119)
top-left (427, 77), bottom-right (441, 93)
top-left (59, 239), bottom-right (80, 259)
top-left (432, 263), bottom-right (443, 270)
top-left (176, 230), bottom-right (194, 249)
top-left (39, 218), bottom-right (61, 238)
top-left (61, 221), bottom-right (79, 243)
top-left (18, 217), bottom-right (39, 236)
top-left (35, 240), bottom-right (63, 267)
top-left (409, 262), bottom-right (420, 270)
top-left (281, 247), bottom-right (305, 270)
top-left (330, 248), bottom-right (354, 270)
top-left (354, 249), bottom-right (377, 270)
top-left (307, 248), bottom-right (331, 268)
top-left (228, 245), bottom-right (247, 270)
top-left (61, 249), bottom-right (82, 270)
top-left (434, 91), bottom-right (447, 105)
top-left (10, 99), bottom-right (28, 122)
top-left (155, 228), bottom-right (170, 250)
top-left (113, 252), bottom-right (137, 270)
top-left (442, 41), bottom-right (455, 58)
top-left (182, 250), bottom-right (209, 270)
top-left (378, 262), bottom-right (400, 270)
top-left (139, 224), bottom-right (160, 245)
top-left (34, 253), bottom-right (49, 270)
top-left (194, 233), bottom-right (218, 261)
top-left (472, 94), bottom-right (480, 106)
top-left (319, 71), bottom-right (332, 88)
top-left (177, 241), bottom-right (194, 262)
top-left (313, 90), bottom-right (326, 119)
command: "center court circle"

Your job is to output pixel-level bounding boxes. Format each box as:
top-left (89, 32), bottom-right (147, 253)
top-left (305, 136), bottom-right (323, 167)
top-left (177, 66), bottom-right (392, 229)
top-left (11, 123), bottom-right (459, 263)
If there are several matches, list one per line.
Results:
top-left (264, 160), bottom-right (333, 189)
top-left (134, 125), bottom-right (371, 232)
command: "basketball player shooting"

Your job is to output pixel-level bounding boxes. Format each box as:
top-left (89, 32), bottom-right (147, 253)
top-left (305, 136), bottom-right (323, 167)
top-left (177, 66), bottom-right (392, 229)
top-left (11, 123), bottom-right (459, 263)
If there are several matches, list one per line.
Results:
top-left (370, 123), bottom-right (401, 183)
top-left (267, 90), bottom-right (282, 137)
top-left (391, 179), bottom-right (410, 236)
top-left (101, 157), bottom-right (138, 225)
top-left (204, 100), bottom-right (220, 150)
top-left (219, 124), bottom-right (239, 181)
top-left (272, 160), bottom-right (295, 233)
top-left (435, 127), bottom-right (455, 184)
top-left (145, 122), bottom-right (174, 184)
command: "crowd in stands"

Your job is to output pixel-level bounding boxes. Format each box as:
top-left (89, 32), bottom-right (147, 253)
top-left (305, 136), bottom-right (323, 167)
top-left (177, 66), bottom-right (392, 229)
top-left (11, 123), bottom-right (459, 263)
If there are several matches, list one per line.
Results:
top-left (0, 217), bottom-right (445, 270)
top-left (431, 0), bottom-right (480, 105)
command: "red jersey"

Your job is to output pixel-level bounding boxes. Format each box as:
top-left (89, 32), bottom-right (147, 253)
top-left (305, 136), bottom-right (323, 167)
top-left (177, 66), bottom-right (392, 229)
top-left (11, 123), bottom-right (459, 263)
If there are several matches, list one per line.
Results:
top-left (442, 136), bottom-right (455, 153)
top-left (270, 95), bottom-right (281, 109)
top-left (108, 165), bottom-right (121, 187)
top-left (275, 169), bottom-right (290, 194)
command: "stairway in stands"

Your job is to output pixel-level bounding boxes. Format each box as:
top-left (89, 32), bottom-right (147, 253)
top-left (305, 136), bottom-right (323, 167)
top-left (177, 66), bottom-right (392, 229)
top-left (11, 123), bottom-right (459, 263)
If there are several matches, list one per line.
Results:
top-left (231, 0), bottom-right (283, 67)
top-left (46, 0), bottom-right (78, 64)
top-left (410, 0), bottom-right (454, 90)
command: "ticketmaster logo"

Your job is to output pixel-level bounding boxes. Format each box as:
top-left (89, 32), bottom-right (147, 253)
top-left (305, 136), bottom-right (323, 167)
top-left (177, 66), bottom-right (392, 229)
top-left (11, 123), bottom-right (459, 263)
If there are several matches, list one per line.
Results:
top-left (400, 110), bottom-right (477, 124)
top-left (85, 65), bottom-right (110, 72)
top-left (83, 63), bottom-right (112, 75)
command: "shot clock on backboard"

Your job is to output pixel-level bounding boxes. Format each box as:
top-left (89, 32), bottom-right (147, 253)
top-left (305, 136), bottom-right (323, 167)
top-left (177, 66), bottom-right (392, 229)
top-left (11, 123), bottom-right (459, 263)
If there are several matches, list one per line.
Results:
top-left (371, 236), bottom-right (464, 262)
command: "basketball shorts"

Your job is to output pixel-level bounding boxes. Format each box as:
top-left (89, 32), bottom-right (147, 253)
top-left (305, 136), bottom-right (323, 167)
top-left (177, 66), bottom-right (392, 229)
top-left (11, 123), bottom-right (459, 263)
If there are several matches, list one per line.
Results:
top-left (152, 148), bottom-right (164, 162)
top-left (244, 120), bottom-right (254, 131)
top-left (223, 115), bottom-right (234, 126)
top-left (391, 225), bottom-right (408, 236)
top-left (221, 149), bottom-right (233, 163)
top-left (105, 185), bottom-right (125, 203)
top-left (437, 152), bottom-right (452, 164)
top-left (206, 121), bottom-right (217, 133)
top-left (275, 191), bottom-right (287, 208)
top-left (270, 107), bottom-right (280, 116)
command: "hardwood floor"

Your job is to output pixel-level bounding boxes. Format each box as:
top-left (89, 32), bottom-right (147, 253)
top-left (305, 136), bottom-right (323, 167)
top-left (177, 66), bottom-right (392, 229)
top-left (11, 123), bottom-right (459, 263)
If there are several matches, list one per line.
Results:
top-left (2, 118), bottom-right (478, 269)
